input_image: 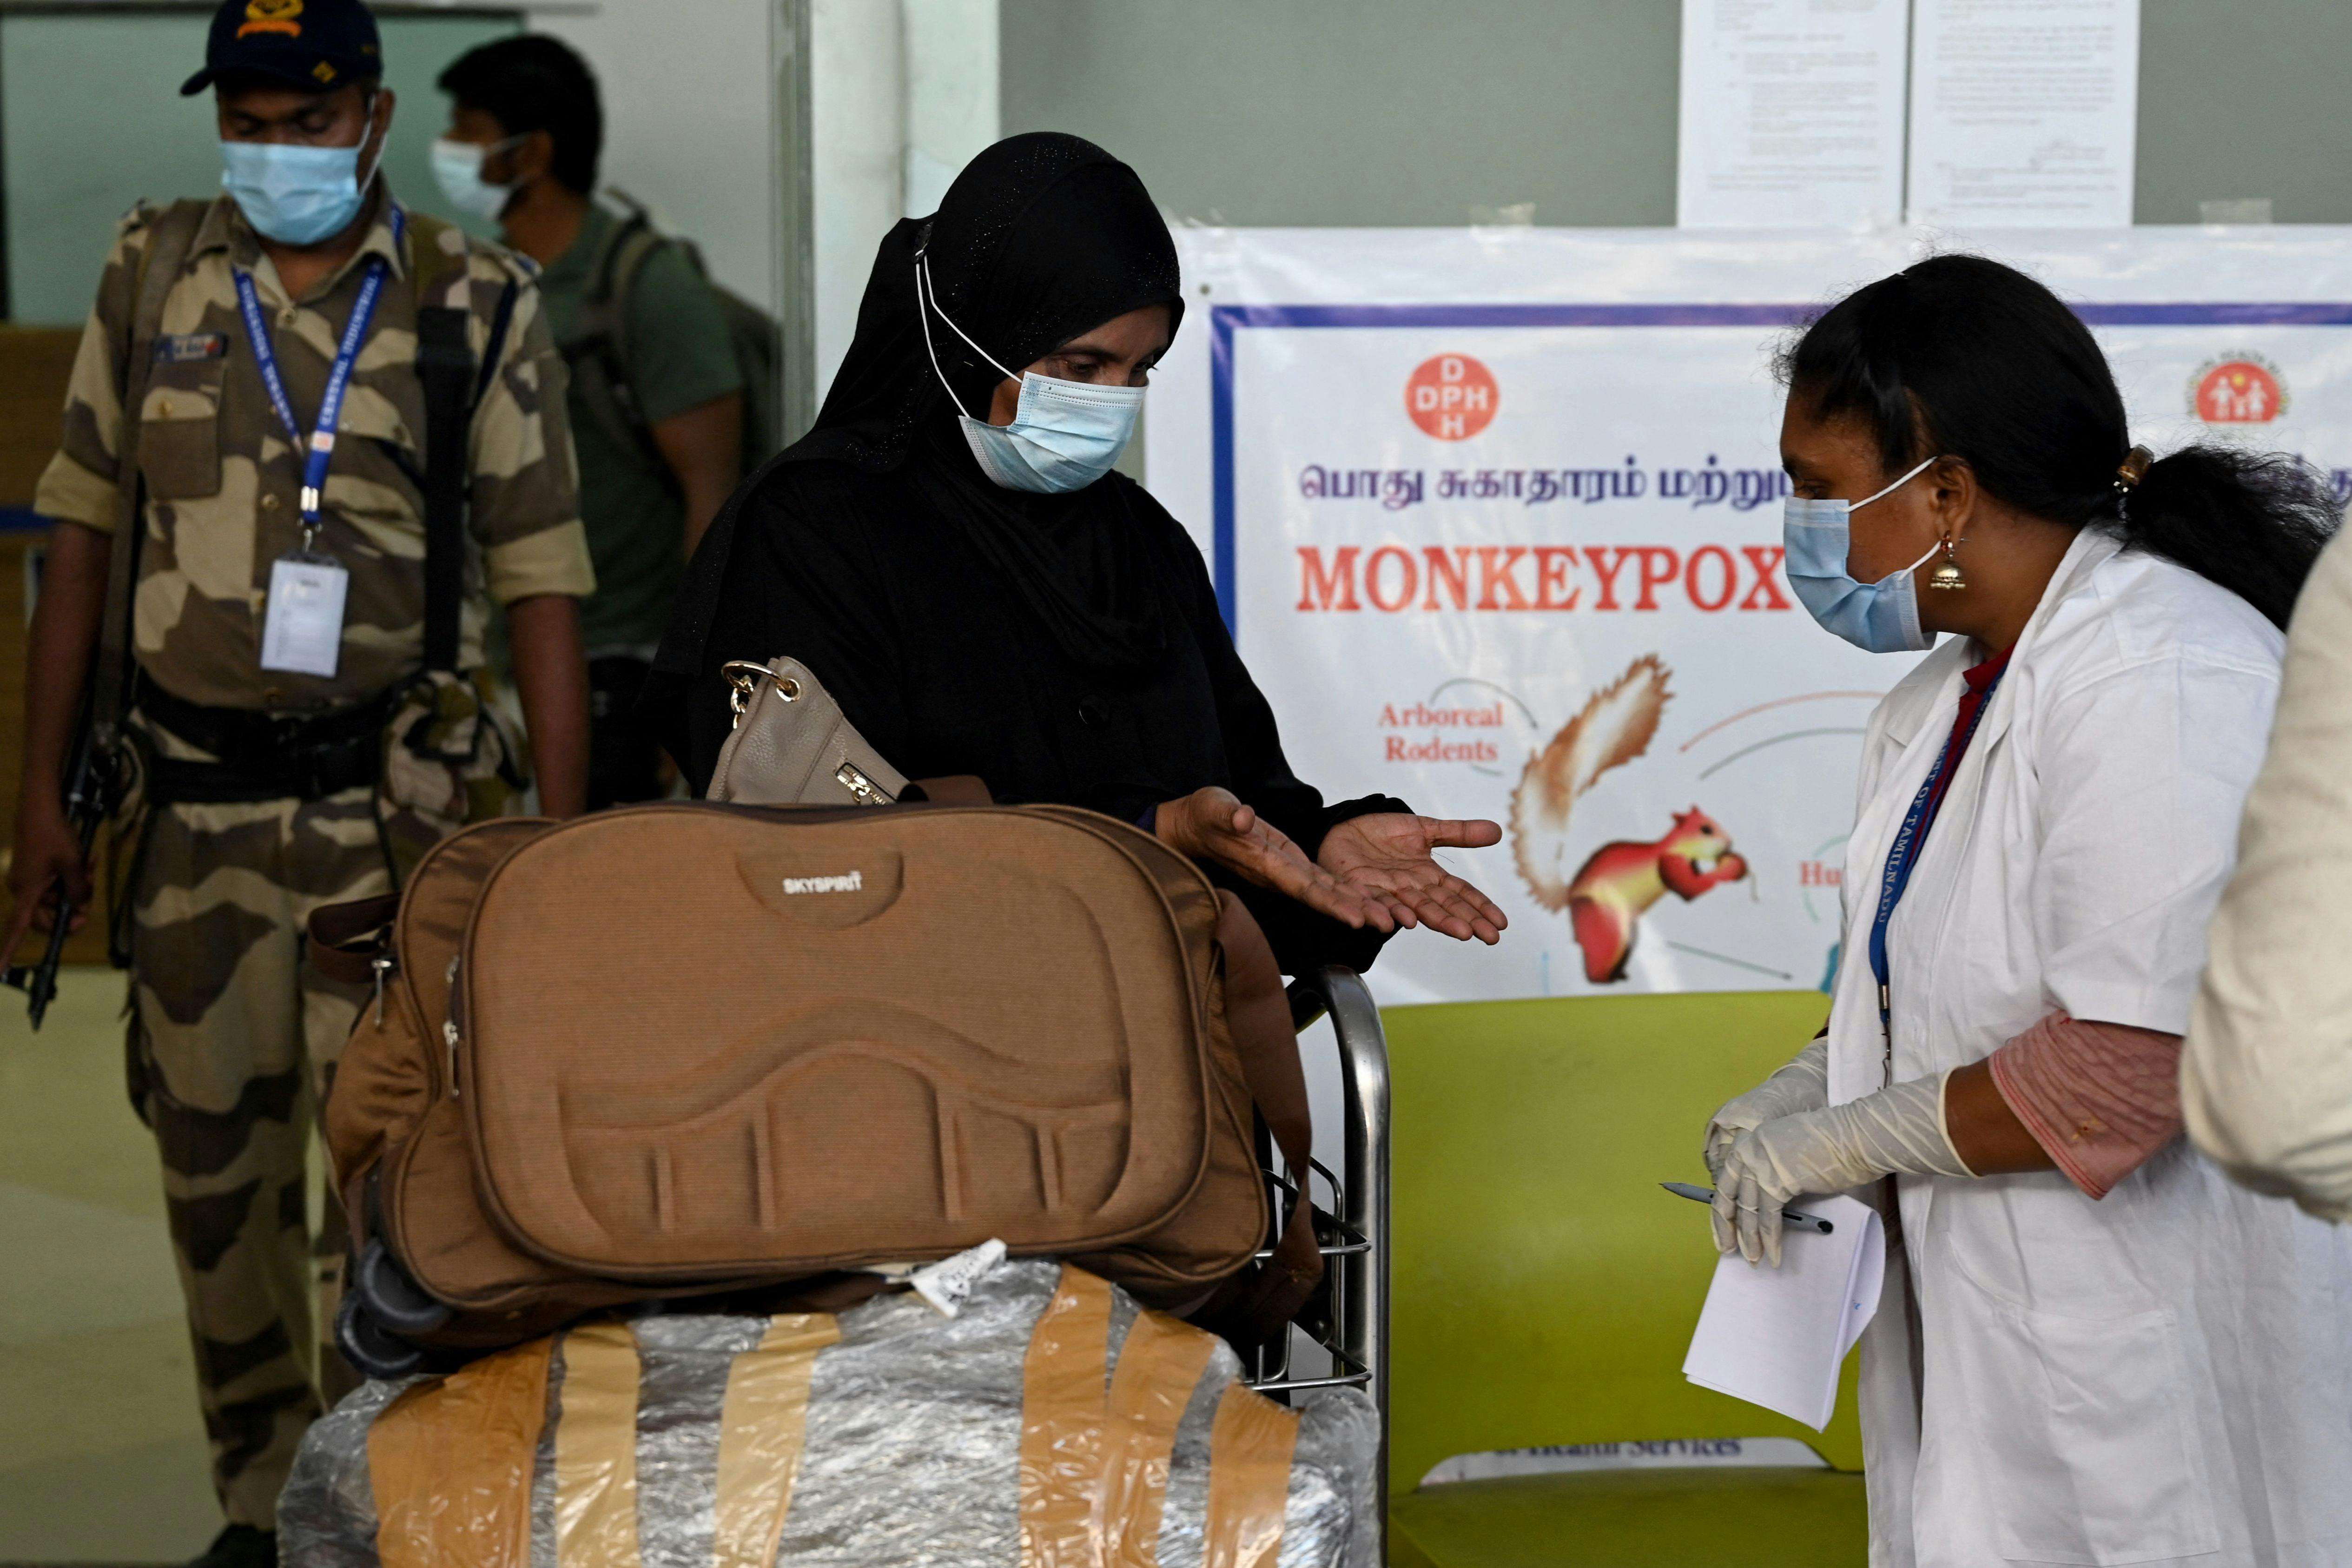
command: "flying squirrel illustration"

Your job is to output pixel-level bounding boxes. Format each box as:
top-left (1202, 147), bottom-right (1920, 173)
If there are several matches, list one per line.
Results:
top-left (1509, 655), bottom-right (1749, 984)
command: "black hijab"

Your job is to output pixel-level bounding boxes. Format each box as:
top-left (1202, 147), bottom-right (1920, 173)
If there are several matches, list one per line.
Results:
top-left (658, 132), bottom-right (1185, 677)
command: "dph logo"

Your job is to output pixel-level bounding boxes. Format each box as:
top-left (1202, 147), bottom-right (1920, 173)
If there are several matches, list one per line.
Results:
top-left (2192, 354), bottom-right (2287, 423)
top-left (1406, 353), bottom-right (1498, 440)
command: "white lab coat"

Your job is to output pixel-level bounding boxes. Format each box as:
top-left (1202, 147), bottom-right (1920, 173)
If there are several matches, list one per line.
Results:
top-left (1826, 529), bottom-right (2352, 1568)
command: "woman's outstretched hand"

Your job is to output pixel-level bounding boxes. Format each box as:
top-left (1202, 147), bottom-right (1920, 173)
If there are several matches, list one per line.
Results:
top-left (1155, 787), bottom-right (1390, 933)
top-left (1315, 813), bottom-right (1508, 945)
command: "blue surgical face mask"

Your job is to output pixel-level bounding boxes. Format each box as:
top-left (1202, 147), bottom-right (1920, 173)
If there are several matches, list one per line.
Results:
top-left (1782, 456), bottom-right (1944, 654)
top-left (916, 255), bottom-right (1144, 494)
top-left (429, 135), bottom-right (525, 222)
top-left (221, 99), bottom-right (384, 247)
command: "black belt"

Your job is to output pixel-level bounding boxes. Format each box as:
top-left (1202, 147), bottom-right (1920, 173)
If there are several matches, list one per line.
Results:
top-left (136, 678), bottom-right (395, 805)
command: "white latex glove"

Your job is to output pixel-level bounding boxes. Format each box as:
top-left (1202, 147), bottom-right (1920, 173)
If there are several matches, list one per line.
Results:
top-left (1712, 1072), bottom-right (1975, 1266)
top-left (1704, 1036), bottom-right (1830, 1183)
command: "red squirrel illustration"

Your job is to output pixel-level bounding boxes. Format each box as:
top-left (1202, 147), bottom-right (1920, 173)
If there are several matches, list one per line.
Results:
top-left (1510, 655), bottom-right (1750, 983)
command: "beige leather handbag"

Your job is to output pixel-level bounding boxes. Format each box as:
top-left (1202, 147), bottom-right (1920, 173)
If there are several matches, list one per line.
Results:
top-left (706, 656), bottom-right (911, 806)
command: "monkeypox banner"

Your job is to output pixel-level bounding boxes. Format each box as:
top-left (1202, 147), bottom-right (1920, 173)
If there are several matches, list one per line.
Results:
top-left (1145, 225), bottom-right (2352, 1007)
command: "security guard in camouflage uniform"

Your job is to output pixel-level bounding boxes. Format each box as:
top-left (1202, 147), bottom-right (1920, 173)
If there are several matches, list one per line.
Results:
top-left (3, 3), bottom-right (593, 1561)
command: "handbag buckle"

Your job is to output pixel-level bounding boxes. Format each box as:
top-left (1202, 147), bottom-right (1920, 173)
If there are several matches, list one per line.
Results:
top-left (723, 660), bottom-right (801, 731)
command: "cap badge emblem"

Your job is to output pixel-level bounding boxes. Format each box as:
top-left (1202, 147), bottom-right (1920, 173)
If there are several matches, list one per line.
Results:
top-left (238, 0), bottom-right (304, 40)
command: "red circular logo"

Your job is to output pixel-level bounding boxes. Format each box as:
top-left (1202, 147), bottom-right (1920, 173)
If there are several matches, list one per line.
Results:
top-left (1405, 354), bottom-right (1499, 440)
top-left (2193, 357), bottom-right (2286, 423)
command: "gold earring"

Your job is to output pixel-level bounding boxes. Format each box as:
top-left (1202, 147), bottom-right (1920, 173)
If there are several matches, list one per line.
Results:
top-left (1927, 536), bottom-right (1969, 591)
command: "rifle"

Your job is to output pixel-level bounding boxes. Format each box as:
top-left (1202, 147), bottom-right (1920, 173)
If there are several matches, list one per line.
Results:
top-left (5, 681), bottom-right (113, 1029)
top-left (7, 202), bottom-right (196, 1028)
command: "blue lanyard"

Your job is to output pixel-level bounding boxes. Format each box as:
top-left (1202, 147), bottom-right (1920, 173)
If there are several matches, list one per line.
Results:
top-left (231, 205), bottom-right (404, 544)
top-left (1868, 668), bottom-right (2004, 1033)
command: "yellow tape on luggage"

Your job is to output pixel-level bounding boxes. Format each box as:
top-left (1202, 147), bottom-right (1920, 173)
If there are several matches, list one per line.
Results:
top-left (1020, 1265), bottom-right (1115, 1565)
top-left (712, 1312), bottom-right (842, 1568)
top-left (1202, 1383), bottom-right (1301, 1568)
top-left (1018, 1264), bottom-right (1221, 1568)
top-left (368, 1336), bottom-right (555, 1568)
top-left (554, 1319), bottom-right (643, 1568)
top-left (1106, 1310), bottom-right (1220, 1559)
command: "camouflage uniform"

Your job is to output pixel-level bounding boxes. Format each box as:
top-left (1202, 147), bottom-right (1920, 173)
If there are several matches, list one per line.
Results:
top-left (33, 187), bottom-right (593, 1526)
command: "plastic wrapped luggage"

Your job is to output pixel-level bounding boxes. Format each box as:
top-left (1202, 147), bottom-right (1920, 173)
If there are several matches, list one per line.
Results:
top-left (281, 1259), bottom-right (1376, 1568)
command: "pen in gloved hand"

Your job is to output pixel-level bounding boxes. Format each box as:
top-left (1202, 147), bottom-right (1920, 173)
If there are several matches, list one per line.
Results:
top-left (1659, 1181), bottom-right (1835, 1234)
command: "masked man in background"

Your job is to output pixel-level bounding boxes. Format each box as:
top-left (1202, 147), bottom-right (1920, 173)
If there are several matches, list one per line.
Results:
top-left (2, 2), bottom-right (593, 1561)
top-left (434, 34), bottom-right (748, 807)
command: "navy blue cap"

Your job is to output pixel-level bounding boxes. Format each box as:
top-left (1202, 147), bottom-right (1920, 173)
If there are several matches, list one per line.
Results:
top-left (181, 0), bottom-right (383, 97)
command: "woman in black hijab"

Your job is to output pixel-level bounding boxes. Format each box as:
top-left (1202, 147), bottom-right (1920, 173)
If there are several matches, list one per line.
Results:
top-left (652, 133), bottom-right (1505, 973)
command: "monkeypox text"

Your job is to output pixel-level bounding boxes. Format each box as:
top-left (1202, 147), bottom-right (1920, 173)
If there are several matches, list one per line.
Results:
top-left (1295, 543), bottom-right (1791, 614)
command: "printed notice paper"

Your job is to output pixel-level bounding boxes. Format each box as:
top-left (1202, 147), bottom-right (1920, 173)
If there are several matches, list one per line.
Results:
top-left (1907, 0), bottom-right (2141, 226)
top-left (1683, 1193), bottom-right (1884, 1430)
top-left (1677, 0), bottom-right (1908, 228)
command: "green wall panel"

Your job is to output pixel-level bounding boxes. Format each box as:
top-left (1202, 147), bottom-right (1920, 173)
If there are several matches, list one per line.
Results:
top-left (1002, 0), bottom-right (1680, 228)
top-left (1004, 0), bottom-right (2352, 229)
top-left (3, 11), bottom-right (519, 326)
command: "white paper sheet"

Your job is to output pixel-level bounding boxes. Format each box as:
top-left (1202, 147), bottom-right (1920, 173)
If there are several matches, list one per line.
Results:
top-left (1677, 0), bottom-right (1908, 228)
top-left (1907, 0), bottom-right (2141, 227)
top-left (1682, 1192), bottom-right (1885, 1431)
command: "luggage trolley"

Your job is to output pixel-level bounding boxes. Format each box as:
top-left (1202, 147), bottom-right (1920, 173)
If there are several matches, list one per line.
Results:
top-left (1252, 965), bottom-right (1391, 1541)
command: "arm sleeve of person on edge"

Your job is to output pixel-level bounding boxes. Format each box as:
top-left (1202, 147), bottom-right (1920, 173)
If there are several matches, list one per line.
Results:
top-left (2184, 529), bottom-right (2352, 1219)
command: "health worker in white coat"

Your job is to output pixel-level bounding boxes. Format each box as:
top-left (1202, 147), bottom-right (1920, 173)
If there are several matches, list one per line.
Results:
top-left (1705, 255), bottom-right (2352, 1568)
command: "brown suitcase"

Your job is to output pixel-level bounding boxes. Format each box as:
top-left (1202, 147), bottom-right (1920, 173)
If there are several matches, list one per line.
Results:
top-left (319, 801), bottom-right (1320, 1364)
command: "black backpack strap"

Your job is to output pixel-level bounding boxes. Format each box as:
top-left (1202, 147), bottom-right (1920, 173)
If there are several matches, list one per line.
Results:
top-left (94, 201), bottom-right (206, 749)
top-left (415, 304), bottom-right (472, 674)
top-left (474, 277), bottom-right (518, 410)
top-left (562, 211), bottom-right (669, 467)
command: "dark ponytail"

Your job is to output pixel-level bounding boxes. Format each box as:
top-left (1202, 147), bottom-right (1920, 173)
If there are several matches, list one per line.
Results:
top-left (1779, 254), bottom-right (2339, 630)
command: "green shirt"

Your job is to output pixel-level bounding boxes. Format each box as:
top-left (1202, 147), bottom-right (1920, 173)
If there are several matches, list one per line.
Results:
top-left (536, 204), bottom-right (743, 655)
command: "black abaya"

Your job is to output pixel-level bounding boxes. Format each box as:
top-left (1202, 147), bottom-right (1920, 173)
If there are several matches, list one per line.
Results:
top-left (650, 133), bottom-right (1408, 975)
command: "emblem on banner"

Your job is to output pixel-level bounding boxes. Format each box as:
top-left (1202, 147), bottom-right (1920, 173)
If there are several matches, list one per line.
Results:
top-left (2191, 354), bottom-right (2287, 424)
top-left (1406, 353), bottom-right (1498, 440)
top-left (1509, 655), bottom-right (1751, 985)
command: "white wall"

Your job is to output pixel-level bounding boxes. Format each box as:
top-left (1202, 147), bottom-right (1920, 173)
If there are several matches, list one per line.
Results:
top-left (808, 0), bottom-right (998, 399)
top-left (904, 0), bottom-right (999, 221)
top-left (811, 0), bottom-right (905, 390)
top-left (524, 0), bottom-right (996, 400)
top-left (530, 0), bottom-right (780, 311)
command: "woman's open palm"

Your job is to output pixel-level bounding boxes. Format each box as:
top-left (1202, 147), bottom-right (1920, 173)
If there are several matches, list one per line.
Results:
top-left (1315, 813), bottom-right (1508, 945)
top-left (1155, 787), bottom-right (1388, 932)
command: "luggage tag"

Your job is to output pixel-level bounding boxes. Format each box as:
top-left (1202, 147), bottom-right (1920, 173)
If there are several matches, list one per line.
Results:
top-left (910, 1238), bottom-right (1008, 1317)
top-left (859, 1238), bottom-right (1010, 1318)
top-left (260, 537), bottom-right (349, 678)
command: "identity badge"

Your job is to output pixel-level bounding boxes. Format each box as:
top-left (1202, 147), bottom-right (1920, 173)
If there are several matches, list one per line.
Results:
top-left (153, 332), bottom-right (229, 364)
top-left (260, 554), bottom-right (350, 678)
